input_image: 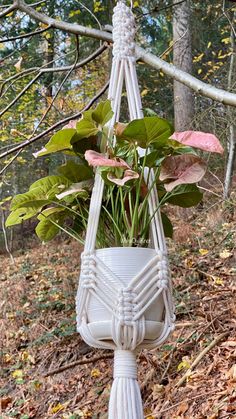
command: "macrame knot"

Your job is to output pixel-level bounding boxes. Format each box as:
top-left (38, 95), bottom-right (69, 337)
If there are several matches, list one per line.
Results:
top-left (157, 257), bottom-right (170, 289)
top-left (113, 349), bottom-right (137, 379)
top-left (81, 251), bottom-right (96, 289)
top-left (112, 1), bottom-right (136, 60)
top-left (117, 288), bottom-right (138, 326)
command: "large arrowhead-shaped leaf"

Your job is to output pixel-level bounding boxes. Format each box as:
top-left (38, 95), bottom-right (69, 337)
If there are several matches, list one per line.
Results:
top-left (85, 150), bottom-right (129, 168)
top-left (58, 161), bottom-right (93, 182)
top-left (74, 120), bottom-right (98, 142)
top-left (10, 190), bottom-right (50, 211)
top-left (33, 129), bottom-right (78, 157)
top-left (171, 131), bottom-right (224, 154)
top-left (160, 154), bottom-right (207, 192)
top-left (107, 169), bottom-right (139, 186)
top-left (29, 175), bottom-right (71, 198)
top-left (162, 184), bottom-right (203, 207)
top-left (116, 116), bottom-right (174, 148)
top-left (91, 100), bottom-right (113, 126)
top-left (36, 207), bottom-right (66, 242)
top-left (6, 207), bottom-right (38, 227)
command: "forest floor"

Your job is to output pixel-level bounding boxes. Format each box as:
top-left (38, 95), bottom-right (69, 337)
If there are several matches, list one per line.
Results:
top-left (0, 191), bottom-right (236, 419)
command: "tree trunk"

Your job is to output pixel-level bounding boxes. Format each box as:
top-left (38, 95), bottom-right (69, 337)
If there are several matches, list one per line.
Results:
top-left (173, 0), bottom-right (194, 131)
top-left (224, 12), bottom-right (236, 199)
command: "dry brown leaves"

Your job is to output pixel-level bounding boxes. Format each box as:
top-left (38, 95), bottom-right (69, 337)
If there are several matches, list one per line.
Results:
top-left (0, 195), bottom-right (235, 418)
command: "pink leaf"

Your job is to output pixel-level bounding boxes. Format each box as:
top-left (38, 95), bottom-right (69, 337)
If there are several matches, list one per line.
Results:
top-left (107, 169), bottom-right (139, 186)
top-left (63, 120), bottom-right (77, 129)
top-left (160, 154), bottom-right (207, 192)
top-left (85, 150), bottom-right (129, 168)
top-left (171, 131), bottom-right (224, 154)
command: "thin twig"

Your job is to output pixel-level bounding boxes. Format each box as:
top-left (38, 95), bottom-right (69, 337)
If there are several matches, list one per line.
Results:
top-left (0, 44), bottom-right (107, 110)
top-left (0, 73), bottom-right (41, 118)
top-left (175, 331), bottom-right (230, 388)
top-left (138, 0), bottom-right (186, 18)
top-left (222, 0), bottom-right (236, 38)
top-left (153, 390), bottom-right (227, 416)
top-left (0, 25), bottom-right (52, 43)
top-left (0, 149), bottom-right (22, 176)
top-left (0, 207), bottom-right (15, 264)
top-left (160, 328), bottom-right (185, 382)
top-left (32, 34), bottom-right (80, 136)
top-left (0, 2), bottom-right (17, 19)
top-left (0, 44), bottom-right (107, 98)
top-left (44, 353), bottom-right (113, 377)
top-left (0, 81), bottom-right (109, 160)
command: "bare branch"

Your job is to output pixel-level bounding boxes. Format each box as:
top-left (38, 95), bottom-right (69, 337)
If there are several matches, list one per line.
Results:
top-left (0, 2), bottom-right (17, 19)
top-left (138, 0), bottom-right (187, 18)
top-left (0, 0), bottom-right (45, 8)
top-left (0, 73), bottom-right (41, 118)
top-left (222, 0), bottom-right (236, 38)
top-left (32, 35), bottom-right (80, 135)
top-left (136, 45), bottom-right (236, 107)
top-left (0, 149), bottom-right (22, 176)
top-left (40, 43), bottom-right (107, 73)
top-left (0, 207), bottom-right (15, 264)
top-left (0, 81), bottom-right (109, 159)
top-left (13, 0), bottom-right (236, 107)
top-left (16, 0), bottom-right (113, 42)
top-left (0, 25), bottom-right (52, 43)
top-left (0, 44), bottom-right (107, 112)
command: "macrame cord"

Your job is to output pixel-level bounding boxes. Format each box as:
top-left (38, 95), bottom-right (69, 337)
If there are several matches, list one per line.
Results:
top-left (76, 2), bottom-right (175, 418)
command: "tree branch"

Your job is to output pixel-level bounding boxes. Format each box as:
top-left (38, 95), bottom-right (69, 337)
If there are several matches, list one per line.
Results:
top-left (0, 73), bottom-right (41, 118)
top-left (136, 45), bottom-right (236, 106)
top-left (32, 35), bottom-right (80, 136)
top-left (138, 0), bottom-right (187, 18)
top-left (12, 0), bottom-right (236, 107)
top-left (44, 353), bottom-right (113, 377)
top-left (176, 332), bottom-right (230, 388)
top-left (0, 25), bottom-right (52, 43)
top-left (0, 3), bottom-right (17, 19)
top-left (16, 0), bottom-right (112, 42)
top-left (0, 81), bottom-right (109, 159)
top-left (0, 44), bottom-right (107, 112)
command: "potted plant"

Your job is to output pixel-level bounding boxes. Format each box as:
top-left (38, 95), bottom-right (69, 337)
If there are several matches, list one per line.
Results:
top-left (6, 99), bottom-right (223, 345)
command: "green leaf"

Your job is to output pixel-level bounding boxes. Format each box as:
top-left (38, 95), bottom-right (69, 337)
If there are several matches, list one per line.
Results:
top-left (162, 184), bottom-right (203, 208)
top-left (91, 100), bottom-right (113, 126)
top-left (10, 176), bottom-right (71, 214)
top-left (73, 113), bottom-right (99, 142)
top-left (10, 190), bottom-right (49, 211)
top-left (140, 151), bottom-right (166, 168)
top-left (6, 207), bottom-right (37, 227)
top-left (36, 208), bottom-right (66, 242)
top-left (34, 129), bottom-right (78, 157)
top-left (117, 116), bottom-right (174, 148)
top-left (161, 212), bottom-right (173, 238)
top-left (29, 175), bottom-right (71, 199)
top-left (57, 161), bottom-right (93, 182)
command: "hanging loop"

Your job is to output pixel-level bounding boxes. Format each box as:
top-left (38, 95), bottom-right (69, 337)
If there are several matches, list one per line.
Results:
top-left (113, 0), bottom-right (136, 60)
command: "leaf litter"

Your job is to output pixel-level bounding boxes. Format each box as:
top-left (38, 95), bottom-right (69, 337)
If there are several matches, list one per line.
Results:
top-left (0, 190), bottom-right (235, 418)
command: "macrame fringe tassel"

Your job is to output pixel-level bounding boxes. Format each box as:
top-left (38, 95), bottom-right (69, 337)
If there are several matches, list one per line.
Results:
top-left (108, 350), bottom-right (144, 419)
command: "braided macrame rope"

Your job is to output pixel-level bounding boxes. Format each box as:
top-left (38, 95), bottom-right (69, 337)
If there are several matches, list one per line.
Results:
top-left (76, 2), bottom-right (175, 417)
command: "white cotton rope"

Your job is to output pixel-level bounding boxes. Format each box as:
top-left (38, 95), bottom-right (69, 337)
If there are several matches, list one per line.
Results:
top-left (76, 1), bottom-right (175, 418)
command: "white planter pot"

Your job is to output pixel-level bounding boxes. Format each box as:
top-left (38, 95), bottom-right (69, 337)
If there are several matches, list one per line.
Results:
top-left (86, 247), bottom-right (165, 342)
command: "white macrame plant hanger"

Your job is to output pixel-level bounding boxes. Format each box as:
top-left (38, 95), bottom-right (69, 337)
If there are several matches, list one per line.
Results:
top-left (76, 2), bottom-right (175, 418)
